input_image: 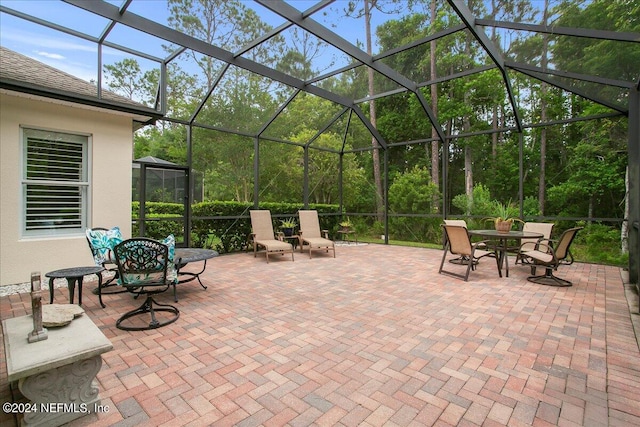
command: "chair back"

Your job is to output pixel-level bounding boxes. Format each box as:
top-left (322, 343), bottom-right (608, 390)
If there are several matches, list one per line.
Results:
top-left (442, 224), bottom-right (472, 256)
top-left (554, 227), bottom-right (582, 262)
top-left (250, 210), bottom-right (276, 240)
top-left (442, 220), bottom-right (468, 247)
top-left (444, 219), bottom-right (468, 227)
top-left (521, 222), bottom-right (554, 250)
top-left (113, 238), bottom-right (169, 286)
top-left (298, 210), bottom-right (322, 238)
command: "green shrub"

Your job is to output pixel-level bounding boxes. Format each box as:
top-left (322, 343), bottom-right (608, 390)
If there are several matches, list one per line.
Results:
top-left (133, 201), bottom-right (340, 253)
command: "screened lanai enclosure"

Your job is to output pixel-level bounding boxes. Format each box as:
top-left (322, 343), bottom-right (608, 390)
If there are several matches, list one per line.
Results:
top-left (1, 0), bottom-right (638, 282)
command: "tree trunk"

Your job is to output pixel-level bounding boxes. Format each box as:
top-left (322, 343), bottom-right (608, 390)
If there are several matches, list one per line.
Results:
top-left (490, 0), bottom-right (498, 160)
top-left (464, 144), bottom-right (473, 215)
top-left (622, 166), bottom-right (629, 253)
top-left (429, 0), bottom-right (439, 213)
top-left (463, 22), bottom-right (473, 211)
top-left (538, 0), bottom-right (549, 215)
top-left (365, 0), bottom-right (384, 221)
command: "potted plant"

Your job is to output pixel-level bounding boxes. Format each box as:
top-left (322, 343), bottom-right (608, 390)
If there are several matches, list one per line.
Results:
top-left (339, 218), bottom-right (353, 232)
top-left (484, 200), bottom-right (523, 233)
top-left (280, 218), bottom-right (297, 236)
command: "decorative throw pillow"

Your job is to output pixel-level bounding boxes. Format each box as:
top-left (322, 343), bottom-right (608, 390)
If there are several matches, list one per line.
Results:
top-left (86, 227), bottom-right (123, 266)
top-left (161, 234), bottom-right (179, 284)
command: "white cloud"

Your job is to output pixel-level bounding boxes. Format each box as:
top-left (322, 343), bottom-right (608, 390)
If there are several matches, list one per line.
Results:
top-left (35, 51), bottom-right (65, 60)
top-left (1, 29), bottom-right (97, 53)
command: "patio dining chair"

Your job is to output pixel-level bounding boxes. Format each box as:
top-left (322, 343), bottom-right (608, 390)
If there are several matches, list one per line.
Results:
top-left (520, 227), bottom-right (583, 287)
top-left (250, 210), bottom-right (294, 263)
top-left (514, 222), bottom-right (554, 265)
top-left (298, 210), bottom-right (335, 259)
top-left (442, 219), bottom-right (485, 265)
top-left (113, 237), bottom-right (180, 330)
top-left (439, 224), bottom-right (500, 281)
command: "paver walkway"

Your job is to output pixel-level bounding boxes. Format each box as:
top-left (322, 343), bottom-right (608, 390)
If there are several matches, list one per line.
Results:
top-left (1, 244), bottom-right (639, 426)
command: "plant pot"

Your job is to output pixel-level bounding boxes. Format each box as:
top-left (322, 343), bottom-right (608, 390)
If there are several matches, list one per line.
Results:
top-left (282, 228), bottom-right (294, 237)
top-left (495, 220), bottom-right (513, 233)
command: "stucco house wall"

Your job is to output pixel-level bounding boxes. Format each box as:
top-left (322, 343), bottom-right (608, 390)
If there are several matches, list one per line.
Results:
top-left (0, 92), bottom-right (134, 286)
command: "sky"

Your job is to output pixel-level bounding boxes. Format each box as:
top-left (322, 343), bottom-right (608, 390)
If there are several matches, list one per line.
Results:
top-left (0, 0), bottom-right (395, 83)
top-left (0, 0), bottom-right (564, 91)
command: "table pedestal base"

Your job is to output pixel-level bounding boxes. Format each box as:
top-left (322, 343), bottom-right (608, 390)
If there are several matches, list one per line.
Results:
top-left (3, 314), bottom-right (112, 427)
top-left (19, 355), bottom-right (102, 427)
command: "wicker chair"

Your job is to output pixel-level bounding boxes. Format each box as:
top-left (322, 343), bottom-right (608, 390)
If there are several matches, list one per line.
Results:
top-left (298, 210), bottom-right (335, 259)
top-left (439, 224), bottom-right (500, 281)
top-left (250, 210), bottom-right (294, 263)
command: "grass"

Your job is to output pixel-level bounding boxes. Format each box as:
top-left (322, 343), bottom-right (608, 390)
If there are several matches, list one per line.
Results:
top-left (358, 236), bottom-right (628, 267)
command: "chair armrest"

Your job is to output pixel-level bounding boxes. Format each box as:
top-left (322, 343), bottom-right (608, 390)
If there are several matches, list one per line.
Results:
top-left (321, 229), bottom-right (329, 239)
top-left (518, 237), bottom-right (557, 253)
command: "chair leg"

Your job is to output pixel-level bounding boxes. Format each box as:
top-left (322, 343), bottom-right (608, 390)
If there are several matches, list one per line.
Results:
top-left (116, 295), bottom-right (180, 331)
top-left (527, 266), bottom-right (572, 287)
top-left (438, 244), bottom-right (449, 274)
top-left (463, 256), bottom-right (473, 281)
top-left (439, 245), bottom-right (473, 281)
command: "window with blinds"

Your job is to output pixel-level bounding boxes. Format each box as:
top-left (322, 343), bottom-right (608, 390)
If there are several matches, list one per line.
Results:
top-left (22, 128), bottom-right (89, 236)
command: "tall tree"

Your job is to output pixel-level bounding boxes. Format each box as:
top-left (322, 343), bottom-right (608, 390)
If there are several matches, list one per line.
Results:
top-left (364, 0), bottom-right (384, 221)
top-left (487, 0), bottom-right (536, 160)
top-left (429, 0), bottom-right (440, 212)
top-left (345, 0), bottom-right (405, 221)
top-left (103, 58), bottom-right (143, 100)
top-left (538, 0), bottom-right (550, 215)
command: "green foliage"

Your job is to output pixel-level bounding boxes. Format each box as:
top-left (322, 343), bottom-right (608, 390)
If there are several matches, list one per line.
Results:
top-left (103, 58), bottom-right (143, 101)
top-left (571, 222), bottom-right (628, 266)
top-left (133, 201), bottom-right (340, 253)
top-left (388, 166), bottom-right (440, 214)
top-left (339, 218), bottom-right (353, 228)
top-left (113, 2), bottom-right (629, 251)
top-left (280, 218), bottom-right (297, 228)
top-left (387, 166), bottom-right (441, 242)
top-left (484, 199), bottom-right (523, 225)
top-left (451, 184), bottom-right (494, 217)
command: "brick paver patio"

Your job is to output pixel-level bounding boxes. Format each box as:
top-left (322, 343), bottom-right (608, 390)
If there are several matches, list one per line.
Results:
top-left (1, 244), bottom-right (639, 426)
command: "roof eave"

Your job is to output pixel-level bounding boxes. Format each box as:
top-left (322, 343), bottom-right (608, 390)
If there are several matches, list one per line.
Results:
top-left (0, 79), bottom-right (161, 126)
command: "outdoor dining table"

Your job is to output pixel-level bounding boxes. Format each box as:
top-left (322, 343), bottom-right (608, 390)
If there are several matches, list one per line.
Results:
top-left (468, 229), bottom-right (544, 277)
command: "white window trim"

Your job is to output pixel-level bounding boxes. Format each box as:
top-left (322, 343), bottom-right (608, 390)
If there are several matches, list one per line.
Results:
top-left (20, 126), bottom-right (92, 238)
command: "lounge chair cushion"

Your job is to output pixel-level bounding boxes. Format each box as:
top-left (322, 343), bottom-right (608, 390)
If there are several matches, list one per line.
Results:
top-left (256, 239), bottom-right (294, 251)
top-left (302, 237), bottom-right (333, 248)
